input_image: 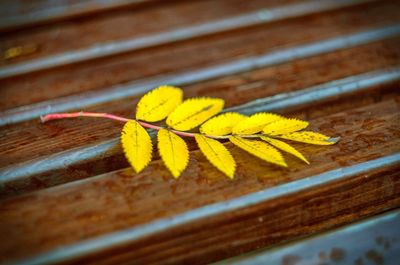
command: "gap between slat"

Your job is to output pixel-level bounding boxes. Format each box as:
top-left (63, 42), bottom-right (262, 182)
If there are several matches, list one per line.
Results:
top-left (1, 24), bottom-right (399, 126)
top-left (1, 68), bottom-right (398, 186)
top-left (0, 0), bottom-right (373, 79)
top-left (8, 153), bottom-right (400, 265)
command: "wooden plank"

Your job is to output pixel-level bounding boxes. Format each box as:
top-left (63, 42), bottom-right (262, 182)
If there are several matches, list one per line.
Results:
top-left (1, 1), bottom-right (399, 111)
top-left (1, 28), bottom-right (399, 124)
top-left (1, 0), bottom-right (400, 263)
top-left (0, 99), bottom-right (399, 264)
top-left (0, 70), bottom-right (399, 198)
top-left (0, 0), bottom-right (371, 76)
top-left (1, 42), bottom-right (399, 197)
top-left (8, 159), bottom-right (400, 265)
top-left (215, 209), bottom-right (400, 265)
top-left (0, 0), bottom-right (153, 32)
top-left (0, 0), bottom-right (301, 70)
top-left (2, 41), bottom-right (398, 164)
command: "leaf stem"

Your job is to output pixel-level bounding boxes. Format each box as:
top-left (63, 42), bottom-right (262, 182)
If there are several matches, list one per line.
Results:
top-left (40, 112), bottom-right (130, 123)
top-left (40, 112), bottom-right (231, 139)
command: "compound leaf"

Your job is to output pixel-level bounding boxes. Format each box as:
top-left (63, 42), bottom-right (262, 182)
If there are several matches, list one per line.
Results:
top-left (136, 85), bottom-right (183, 122)
top-left (195, 134), bottom-right (236, 178)
top-left (279, 131), bottom-right (340, 145)
top-left (263, 118), bottom-right (308, 136)
top-left (232, 112), bottom-right (284, 135)
top-left (167, 97), bottom-right (224, 131)
top-left (229, 136), bottom-right (287, 167)
top-left (261, 136), bottom-right (309, 164)
top-left (121, 120), bottom-right (153, 173)
top-left (200, 112), bottom-right (246, 136)
top-left (157, 129), bottom-right (189, 178)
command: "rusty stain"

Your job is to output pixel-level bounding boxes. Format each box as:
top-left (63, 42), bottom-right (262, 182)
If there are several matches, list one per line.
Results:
top-left (365, 249), bottom-right (384, 265)
top-left (330, 247), bottom-right (346, 262)
top-left (282, 254), bottom-right (301, 265)
top-left (319, 251), bottom-right (328, 261)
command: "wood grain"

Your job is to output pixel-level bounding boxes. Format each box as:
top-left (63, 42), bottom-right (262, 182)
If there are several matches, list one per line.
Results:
top-left (1, 0), bottom-right (399, 109)
top-left (1, 0), bottom-right (400, 264)
top-left (74, 163), bottom-right (400, 265)
top-left (216, 209), bottom-right (400, 265)
top-left (2, 38), bottom-right (400, 164)
top-left (0, 0), bottom-right (299, 66)
top-left (1, 39), bottom-right (399, 197)
top-left (1, 99), bottom-right (399, 263)
top-left (0, 0), bottom-right (155, 32)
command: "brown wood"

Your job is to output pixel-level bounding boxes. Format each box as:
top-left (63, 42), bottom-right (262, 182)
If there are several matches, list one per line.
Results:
top-left (74, 164), bottom-right (400, 265)
top-left (1, 38), bottom-right (399, 197)
top-left (1, 99), bottom-right (399, 263)
top-left (0, 0), bottom-right (299, 66)
top-left (0, 0), bottom-right (400, 264)
top-left (1, 38), bottom-right (399, 168)
top-left (218, 209), bottom-right (400, 265)
top-left (0, 0), bottom-right (156, 32)
top-left (1, 0), bottom-right (399, 109)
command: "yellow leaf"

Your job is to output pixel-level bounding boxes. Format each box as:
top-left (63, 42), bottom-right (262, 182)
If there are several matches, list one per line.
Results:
top-left (232, 112), bottom-right (284, 135)
top-left (136, 85), bottom-right (183, 122)
top-left (167, 97), bottom-right (224, 131)
top-left (200, 112), bottom-right (246, 136)
top-left (157, 129), bottom-right (189, 178)
top-left (279, 131), bottom-right (340, 145)
top-left (262, 118), bottom-right (308, 136)
top-left (260, 136), bottom-right (309, 164)
top-left (195, 134), bottom-right (236, 178)
top-left (121, 120), bottom-right (153, 173)
top-left (229, 136), bottom-right (287, 167)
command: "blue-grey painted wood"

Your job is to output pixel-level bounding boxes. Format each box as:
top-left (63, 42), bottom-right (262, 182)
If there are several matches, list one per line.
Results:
top-left (216, 209), bottom-right (400, 265)
top-left (227, 67), bottom-right (400, 114)
top-left (0, 0), bottom-right (147, 31)
top-left (9, 153), bottom-right (400, 265)
top-left (1, 68), bottom-right (398, 185)
top-left (1, 24), bottom-right (399, 126)
top-left (0, 0), bottom-right (372, 79)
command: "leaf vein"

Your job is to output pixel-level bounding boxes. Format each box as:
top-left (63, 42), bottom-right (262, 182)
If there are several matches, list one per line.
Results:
top-left (170, 105), bottom-right (212, 127)
top-left (141, 98), bottom-right (170, 118)
top-left (167, 131), bottom-right (176, 171)
top-left (234, 137), bottom-right (268, 156)
top-left (203, 136), bottom-right (225, 168)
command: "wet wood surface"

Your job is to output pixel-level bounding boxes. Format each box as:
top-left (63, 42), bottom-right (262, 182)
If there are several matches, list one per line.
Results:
top-left (1, 0), bottom-right (399, 109)
top-left (0, 0), bottom-right (154, 32)
top-left (217, 209), bottom-right (400, 265)
top-left (0, 0), bottom-right (399, 264)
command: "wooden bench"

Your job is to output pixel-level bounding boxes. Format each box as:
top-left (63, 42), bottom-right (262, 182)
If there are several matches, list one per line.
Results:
top-left (1, 0), bottom-right (399, 264)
